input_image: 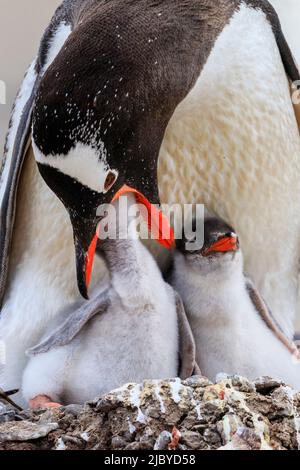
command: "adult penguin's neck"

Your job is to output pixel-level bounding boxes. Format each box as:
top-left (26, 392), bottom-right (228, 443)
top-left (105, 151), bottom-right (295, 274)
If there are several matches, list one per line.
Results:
top-left (4, 149), bottom-right (105, 325)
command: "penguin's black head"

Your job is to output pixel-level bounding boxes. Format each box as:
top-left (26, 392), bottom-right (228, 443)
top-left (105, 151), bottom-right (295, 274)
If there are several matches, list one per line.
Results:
top-left (177, 216), bottom-right (239, 257)
top-left (175, 216), bottom-right (241, 276)
top-left (31, 1), bottom-right (224, 298)
top-left (34, 145), bottom-right (174, 299)
top-left (32, 14), bottom-right (187, 298)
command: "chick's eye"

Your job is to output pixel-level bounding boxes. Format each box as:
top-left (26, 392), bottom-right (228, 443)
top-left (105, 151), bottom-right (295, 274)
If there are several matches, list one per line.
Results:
top-left (104, 171), bottom-right (118, 193)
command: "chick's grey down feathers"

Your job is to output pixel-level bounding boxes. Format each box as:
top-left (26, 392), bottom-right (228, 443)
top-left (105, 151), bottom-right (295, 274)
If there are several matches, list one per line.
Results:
top-left (27, 286), bottom-right (198, 380)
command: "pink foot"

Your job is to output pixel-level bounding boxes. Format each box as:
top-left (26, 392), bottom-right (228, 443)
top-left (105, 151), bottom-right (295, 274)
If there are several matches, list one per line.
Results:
top-left (29, 395), bottom-right (62, 410)
top-left (45, 402), bottom-right (62, 408)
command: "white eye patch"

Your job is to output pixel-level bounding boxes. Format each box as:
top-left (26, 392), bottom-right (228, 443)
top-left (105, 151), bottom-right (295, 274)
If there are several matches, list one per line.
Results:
top-left (33, 140), bottom-right (117, 194)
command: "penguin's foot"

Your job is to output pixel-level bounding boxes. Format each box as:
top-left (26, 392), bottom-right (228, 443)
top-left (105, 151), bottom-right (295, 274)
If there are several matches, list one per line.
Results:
top-left (168, 426), bottom-right (181, 450)
top-left (29, 395), bottom-right (62, 409)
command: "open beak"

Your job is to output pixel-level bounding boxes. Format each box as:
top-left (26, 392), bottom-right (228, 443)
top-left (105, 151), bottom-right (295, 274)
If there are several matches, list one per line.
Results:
top-left (74, 230), bottom-right (98, 300)
top-left (70, 213), bottom-right (100, 300)
top-left (112, 184), bottom-right (175, 249)
top-left (204, 234), bottom-right (238, 256)
top-left (72, 184), bottom-right (174, 300)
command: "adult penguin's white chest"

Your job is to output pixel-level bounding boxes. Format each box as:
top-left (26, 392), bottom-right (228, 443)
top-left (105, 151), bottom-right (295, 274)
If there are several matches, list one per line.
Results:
top-left (159, 4), bottom-right (300, 338)
top-left (0, 148), bottom-right (106, 396)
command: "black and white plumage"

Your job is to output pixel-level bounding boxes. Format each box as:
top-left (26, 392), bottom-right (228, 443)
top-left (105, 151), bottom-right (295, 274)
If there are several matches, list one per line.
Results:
top-left (1, 0), bottom-right (300, 304)
top-left (170, 216), bottom-right (300, 389)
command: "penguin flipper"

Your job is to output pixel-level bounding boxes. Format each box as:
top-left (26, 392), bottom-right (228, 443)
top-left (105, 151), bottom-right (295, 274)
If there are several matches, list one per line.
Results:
top-left (0, 60), bottom-right (40, 310)
top-left (172, 289), bottom-right (199, 379)
top-left (266, 2), bottom-right (300, 131)
top-left (276, 25), bottom-right (300, 133)
top-left (245, 277), bottom-right (300, 358)
top-left (0, 387), bottom-right (22, 411)
top-left (0, 2), bottom-right (75, 311)
top-left (27, 289), bottom-right (111, 356)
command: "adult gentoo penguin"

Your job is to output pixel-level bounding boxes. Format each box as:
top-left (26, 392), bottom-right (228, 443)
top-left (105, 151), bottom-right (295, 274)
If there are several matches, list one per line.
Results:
top-left (0, 1), bottom-right (299, 399)
top-left (170, 216), bottom-right (300, 389)
top-left (159, 1), bottom-right (300, 339)
top-left (22, 194), bottom-right (196, 408)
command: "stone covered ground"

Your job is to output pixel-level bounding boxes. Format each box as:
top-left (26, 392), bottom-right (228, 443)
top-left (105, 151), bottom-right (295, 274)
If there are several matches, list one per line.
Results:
top-left (0, 375), bottom-right (300, 451)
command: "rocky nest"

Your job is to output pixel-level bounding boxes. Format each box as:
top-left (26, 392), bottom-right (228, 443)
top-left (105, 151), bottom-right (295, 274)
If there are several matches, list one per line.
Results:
top-left (0, 375), bottom-right (300, 450)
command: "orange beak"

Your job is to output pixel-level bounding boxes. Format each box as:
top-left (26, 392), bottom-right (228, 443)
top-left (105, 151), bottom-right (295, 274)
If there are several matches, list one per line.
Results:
top-left (204, 235), bottom-right (238, 256)
top-left (112, 184), bottom-right (175, 249)
top-left (85, 228), bottom-right (100, 291)
top-left (84, 184), bottom-right (175, 295)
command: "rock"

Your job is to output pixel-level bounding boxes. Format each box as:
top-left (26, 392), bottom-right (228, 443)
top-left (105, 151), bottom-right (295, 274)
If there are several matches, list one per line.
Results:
top-left (154, 431), bottom-right (172, 450)
top-left (0, 376), bottom-right (299, 450)
top-left (254, 377), bottom-right (284, 394)
top-left (0, 421), bottom-right (58, 442)
top-left (181, 431), bottom-right (203, 449)
top-left (0, 401), bottom-right (25, 424)
top-left (111, 436), bottom-right (128, 449)
top-left (0, 410), bottom-right (23, 424)
top-left (219, 427), bottom-right (262, 450)
top-left (62, 404), bottom-right (82, 418)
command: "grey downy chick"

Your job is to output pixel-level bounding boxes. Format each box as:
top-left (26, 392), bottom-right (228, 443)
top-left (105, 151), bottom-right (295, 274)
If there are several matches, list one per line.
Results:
top-left (22, 194), bottom-right (196, 408)
top-left (170, 215), bottom-right (300, 389)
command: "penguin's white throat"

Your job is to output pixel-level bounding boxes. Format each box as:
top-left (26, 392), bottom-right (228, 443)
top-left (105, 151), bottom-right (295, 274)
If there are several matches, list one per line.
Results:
top-left (177, 249), bottom-right (244, 281)
top-left (96, 195), bottom-right (154, 299)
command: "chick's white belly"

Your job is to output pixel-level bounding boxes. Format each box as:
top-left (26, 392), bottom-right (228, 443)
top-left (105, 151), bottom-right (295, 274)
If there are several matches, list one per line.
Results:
top-left (0, 149), bottom-right (106, 404)
top-left (22, 294), bottom-right (178, 405)
top-left (191, 292), bottom-right (300, 390)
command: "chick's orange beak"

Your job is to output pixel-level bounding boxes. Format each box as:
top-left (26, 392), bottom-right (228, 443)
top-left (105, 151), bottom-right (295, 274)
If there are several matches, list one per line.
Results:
top-left (204, 235), bottom-right (238, 256)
